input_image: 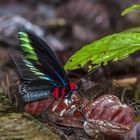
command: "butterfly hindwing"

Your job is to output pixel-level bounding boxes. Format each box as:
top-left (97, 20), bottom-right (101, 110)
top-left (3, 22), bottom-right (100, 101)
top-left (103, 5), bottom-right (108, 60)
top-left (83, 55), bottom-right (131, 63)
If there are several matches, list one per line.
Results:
top-left (20, 80), bottom-right (54, 102)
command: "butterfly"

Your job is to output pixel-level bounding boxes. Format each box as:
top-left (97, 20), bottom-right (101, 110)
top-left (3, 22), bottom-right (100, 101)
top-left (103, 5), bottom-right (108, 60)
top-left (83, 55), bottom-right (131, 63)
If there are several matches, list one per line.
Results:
top-left (9, 31), bottom-right (78, 102)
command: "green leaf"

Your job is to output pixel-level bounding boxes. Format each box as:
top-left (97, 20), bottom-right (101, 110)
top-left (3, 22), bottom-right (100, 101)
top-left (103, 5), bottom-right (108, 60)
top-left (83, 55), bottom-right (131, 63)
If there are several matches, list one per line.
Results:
top-left (121, 4), bottom-right (140, 16)
top-left (65, 32), bottom-right (140, 71)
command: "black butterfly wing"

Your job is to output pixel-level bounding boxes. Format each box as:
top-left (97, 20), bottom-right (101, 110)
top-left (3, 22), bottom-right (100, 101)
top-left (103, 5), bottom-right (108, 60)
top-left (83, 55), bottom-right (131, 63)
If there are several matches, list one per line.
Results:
top-left (10, 31), bottom-right (70, 87)
top-left (19, 31), bottom-right (69, 87)
top-left (9, 48), bottom-right (61, 86)
top-left (20, 80), bottom-right (54, 102)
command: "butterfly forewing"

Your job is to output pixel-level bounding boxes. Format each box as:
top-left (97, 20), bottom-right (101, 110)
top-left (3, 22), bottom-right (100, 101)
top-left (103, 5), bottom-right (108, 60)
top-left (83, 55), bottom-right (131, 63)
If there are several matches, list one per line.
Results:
top-left (18, 31), bottom-right (69, 87)
top-left (9, 48), bottom-right (60, 86)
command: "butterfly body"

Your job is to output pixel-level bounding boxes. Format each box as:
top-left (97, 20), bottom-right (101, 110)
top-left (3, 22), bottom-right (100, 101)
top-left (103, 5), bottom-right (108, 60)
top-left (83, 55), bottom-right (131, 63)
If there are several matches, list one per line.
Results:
top-left (52, 82), bottom-right (77, 99)
top-left (10, 31), bottom-right (135, 138)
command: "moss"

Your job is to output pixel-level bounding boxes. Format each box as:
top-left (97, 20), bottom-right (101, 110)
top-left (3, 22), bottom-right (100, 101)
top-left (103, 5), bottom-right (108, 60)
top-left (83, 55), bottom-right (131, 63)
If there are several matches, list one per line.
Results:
top-left (0, 92), bottom-right (59, 140)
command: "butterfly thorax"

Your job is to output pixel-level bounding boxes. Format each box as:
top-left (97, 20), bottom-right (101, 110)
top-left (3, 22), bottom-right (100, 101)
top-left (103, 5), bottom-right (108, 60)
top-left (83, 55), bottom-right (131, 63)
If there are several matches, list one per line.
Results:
top-left (52, 82), bottom-right (77, 99)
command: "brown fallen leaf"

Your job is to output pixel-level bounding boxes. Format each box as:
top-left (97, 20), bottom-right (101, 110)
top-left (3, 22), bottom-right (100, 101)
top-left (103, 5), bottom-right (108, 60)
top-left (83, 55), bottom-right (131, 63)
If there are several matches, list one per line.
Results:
top-left (112, 77), bottom-right (137, 89)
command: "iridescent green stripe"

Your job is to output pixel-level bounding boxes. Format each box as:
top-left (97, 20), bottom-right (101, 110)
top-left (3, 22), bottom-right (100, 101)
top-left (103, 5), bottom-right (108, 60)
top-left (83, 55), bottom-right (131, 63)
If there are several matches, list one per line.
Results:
top-left (20, 38), bottom-right (30, 43)
top-left (19, 32), bottom-right (38, 61)
top-left (23, 60), bottom-right (45, 77)
top-left (21, 44), bottom-right (34, 51)
top-left (25, 55), bottom-right (38, 61)
top-left (19, 32), bottom-right (28, 37)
